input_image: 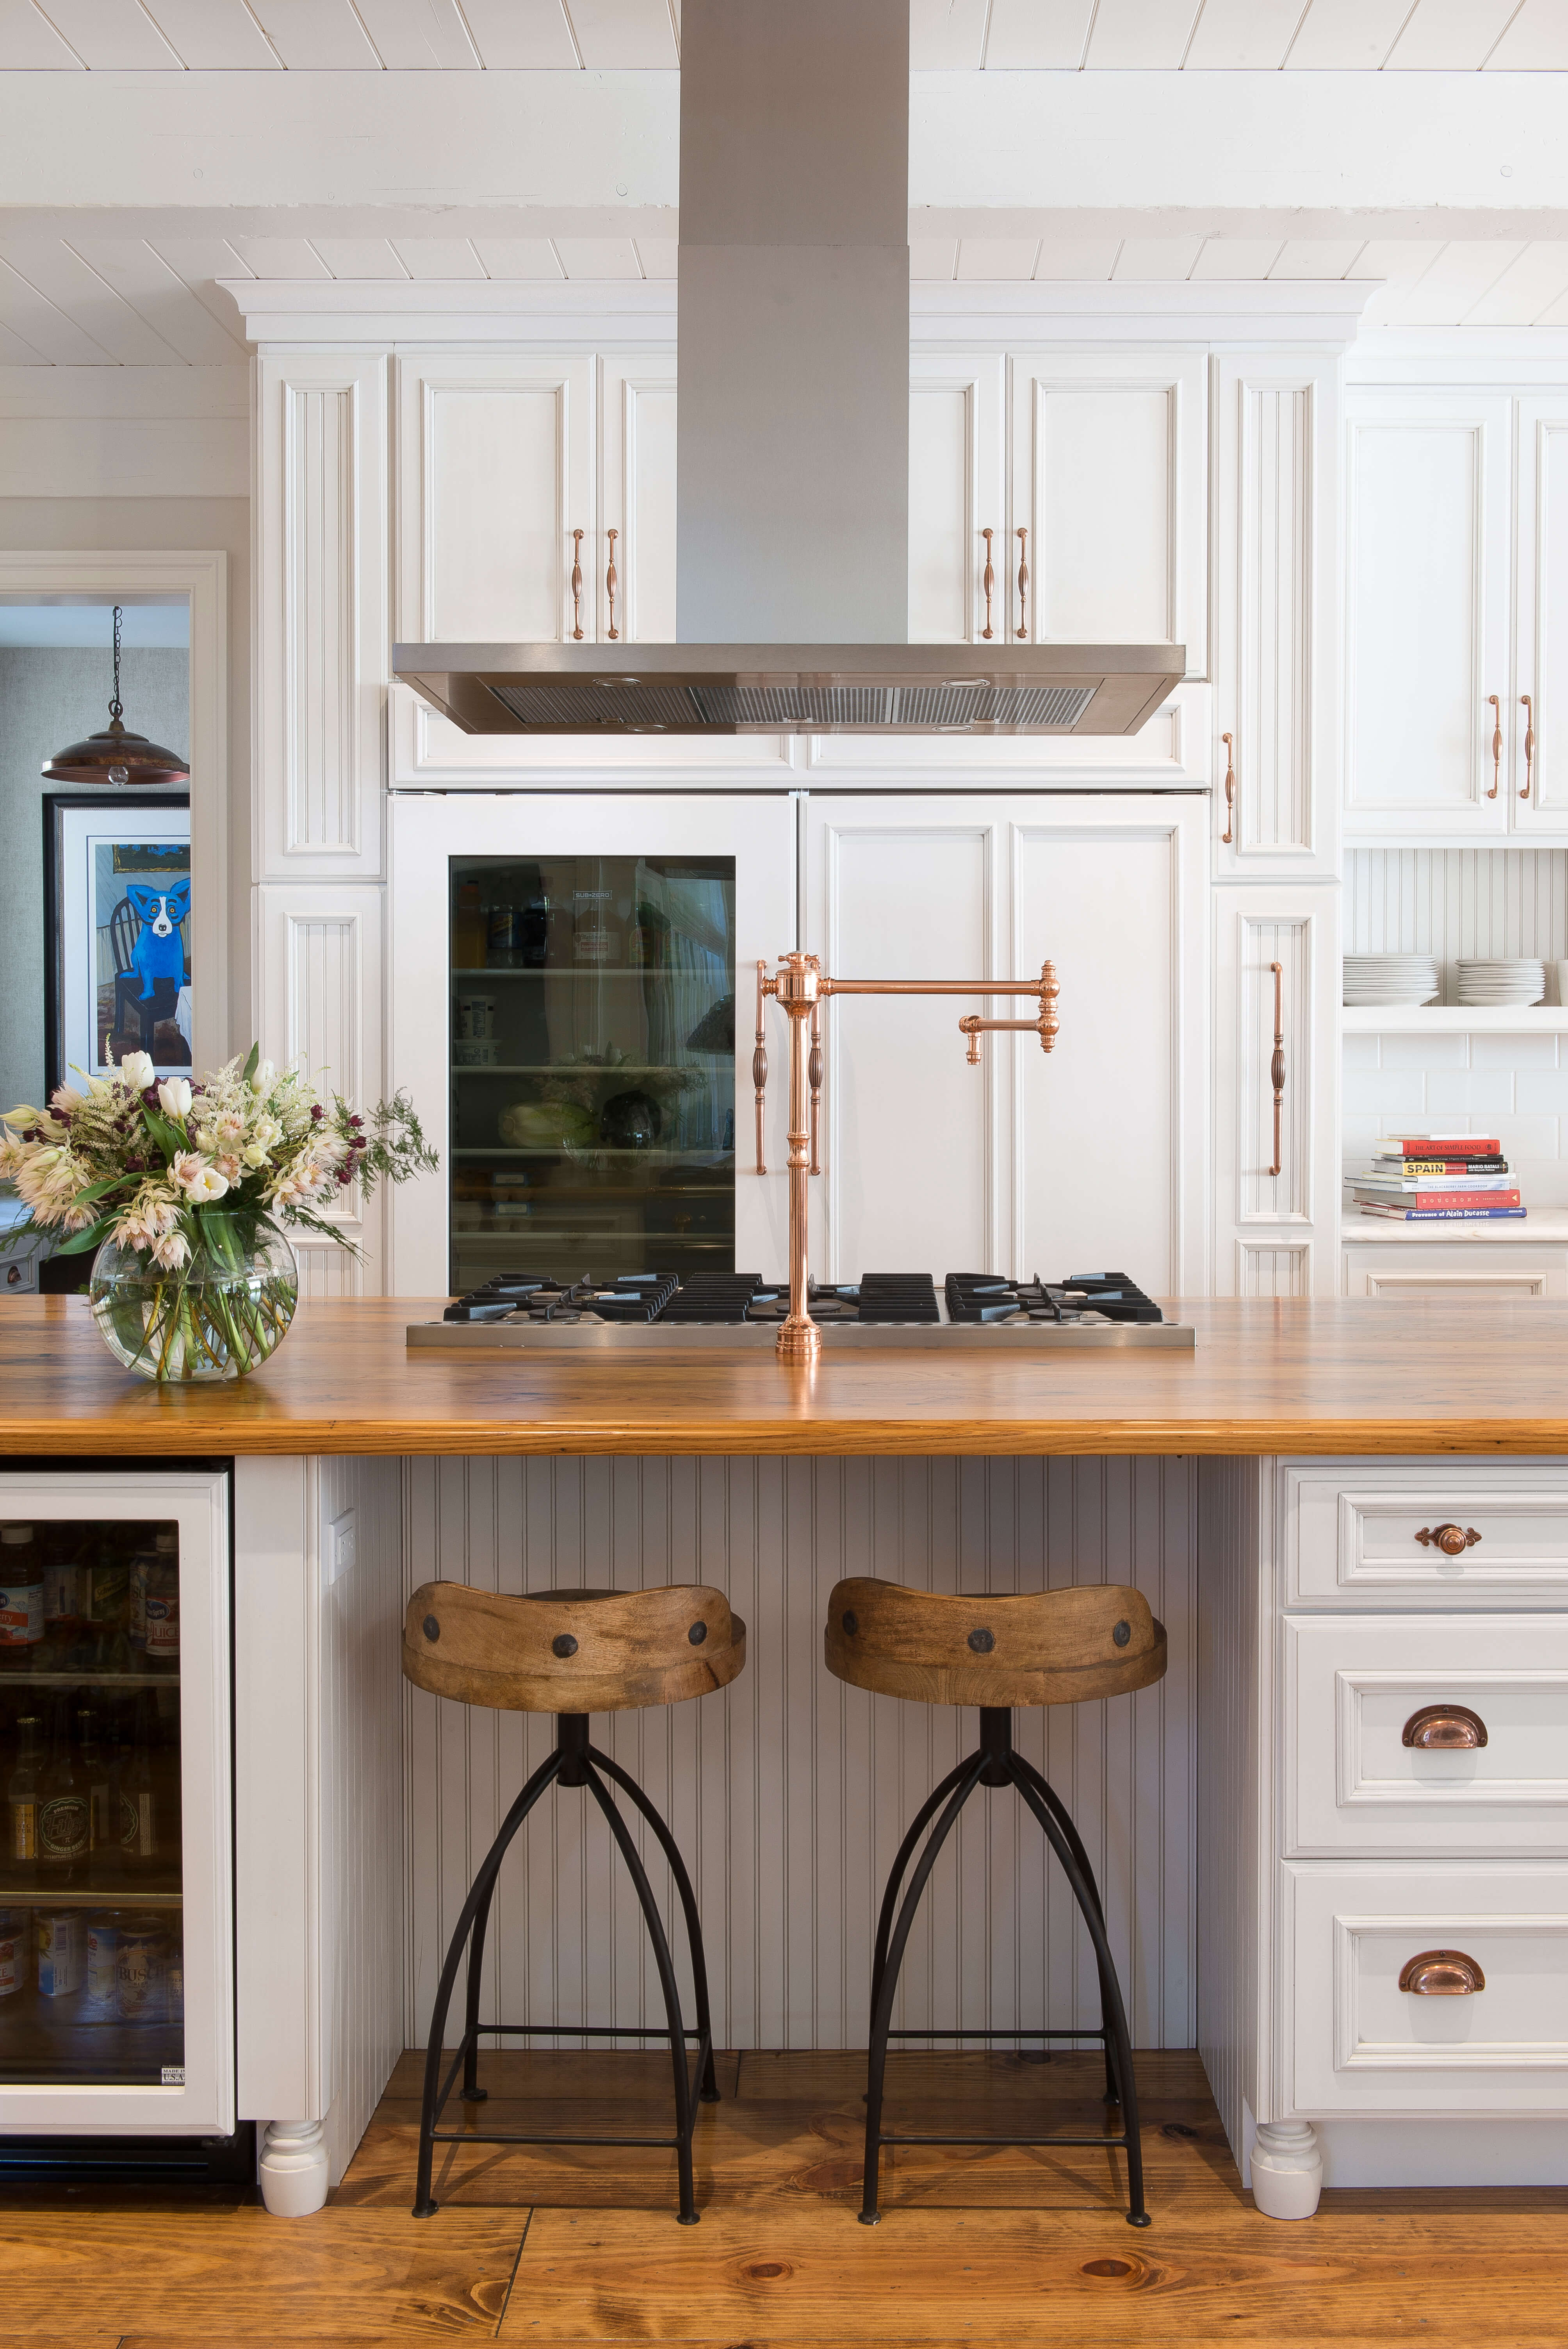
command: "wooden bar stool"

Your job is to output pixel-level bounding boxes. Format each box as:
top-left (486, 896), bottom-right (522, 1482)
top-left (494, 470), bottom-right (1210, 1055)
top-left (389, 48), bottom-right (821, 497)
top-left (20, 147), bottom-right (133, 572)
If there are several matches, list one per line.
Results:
top-left (403, 1581), bottom-right (745, 2224)
top-left (825, 1577), bottom-right (1167, 2228)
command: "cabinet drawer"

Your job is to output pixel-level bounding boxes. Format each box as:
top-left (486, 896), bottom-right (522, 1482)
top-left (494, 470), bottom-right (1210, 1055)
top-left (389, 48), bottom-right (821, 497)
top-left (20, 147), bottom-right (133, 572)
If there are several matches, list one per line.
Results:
top-left (1286, 1862), bottom-right (1568, 2114)
top-left (1285, 1460), bottom-right (1568, 1606)
top-left (1286, 1616), bottom-right (1568, 1855)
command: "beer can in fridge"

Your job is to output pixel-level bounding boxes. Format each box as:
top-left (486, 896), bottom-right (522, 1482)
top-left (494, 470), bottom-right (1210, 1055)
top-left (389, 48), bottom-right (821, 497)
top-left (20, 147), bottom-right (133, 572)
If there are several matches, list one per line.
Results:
top-left (86, 1917), bottom-right (118, 2003)
top-left (36, 1909), bottom-right (84, 1997)
top-left (0, 1907), bottom-right (26, 1998)
top-left (117, 1916), bottom-right (166, 2021)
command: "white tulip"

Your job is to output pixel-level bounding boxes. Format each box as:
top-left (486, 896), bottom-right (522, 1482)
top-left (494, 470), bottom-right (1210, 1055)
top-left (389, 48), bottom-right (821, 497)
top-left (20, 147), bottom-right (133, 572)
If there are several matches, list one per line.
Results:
top-left (118, 1052), bottom-right (156, 1093)
top-left (158, 1078), bottom-right (193, 1121)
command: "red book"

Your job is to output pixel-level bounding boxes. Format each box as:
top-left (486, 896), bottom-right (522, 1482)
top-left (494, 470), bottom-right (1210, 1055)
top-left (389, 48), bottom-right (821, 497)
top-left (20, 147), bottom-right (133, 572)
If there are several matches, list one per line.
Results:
top-left (1378, 1137), bottom-right (1501, 1156)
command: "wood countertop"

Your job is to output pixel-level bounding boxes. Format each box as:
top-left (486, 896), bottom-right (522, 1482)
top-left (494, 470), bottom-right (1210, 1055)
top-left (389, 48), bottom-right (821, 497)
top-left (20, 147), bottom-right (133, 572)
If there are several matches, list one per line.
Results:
top-left (1, 1293), bottom-right (1565, 1457)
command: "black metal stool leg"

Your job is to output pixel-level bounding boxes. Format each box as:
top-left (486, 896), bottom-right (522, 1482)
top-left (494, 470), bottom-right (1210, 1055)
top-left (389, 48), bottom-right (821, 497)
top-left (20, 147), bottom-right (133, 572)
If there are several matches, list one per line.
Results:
top-left (460, 1877), bottom-right (495, 2105)
top-left (413, 1744), bottom-right (564, 2217)
top-left (867, 1754), bottom-right (978, 2026)
top-left (583, 1763), bottom-right (703, 2225)
top-left (590, 1743), bottom-right (720, 2102)
top-left (1010, 1749), bottom-right (1123, 2107)
top-left (1008, 1763), bottom-right (1150, 2228)
top-left (861, 1751), bottom-right (991, 2226)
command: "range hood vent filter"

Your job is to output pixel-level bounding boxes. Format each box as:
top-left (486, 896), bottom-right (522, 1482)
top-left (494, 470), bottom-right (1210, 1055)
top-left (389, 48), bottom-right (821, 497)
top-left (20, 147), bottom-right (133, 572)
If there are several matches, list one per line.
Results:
top-left (482, 676), bottom-right (1101, 736)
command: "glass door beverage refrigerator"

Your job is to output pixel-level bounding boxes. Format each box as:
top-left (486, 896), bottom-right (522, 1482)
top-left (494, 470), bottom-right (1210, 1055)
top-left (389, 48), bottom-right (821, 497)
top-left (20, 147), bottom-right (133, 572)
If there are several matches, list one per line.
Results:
top-left (0, 1468), bottom-right (238, 2180)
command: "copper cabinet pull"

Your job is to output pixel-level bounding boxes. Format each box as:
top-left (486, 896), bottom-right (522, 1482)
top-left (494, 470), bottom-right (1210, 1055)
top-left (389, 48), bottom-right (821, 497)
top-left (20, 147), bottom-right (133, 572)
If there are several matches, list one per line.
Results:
top-left (1415, 1523), bottom-right (1481, 1556)
top-left (753, 959), bottom-right (768, 1174)
top-left (1402, 1702), bottom-right (1488, 1750)
top-left (1268, 960), bottom-right (1284, 1180)
top-left (1015, 525), bottom-right (1029, 640)
top-left (605, 527), bottom-right (620, 641)
top-left (1521, 693), bottom-right (1534, 798)
top-left (1221, 732), bottom-right (1235, 844)
top-left (808, 999), bottom-right (823, 1175)
top-left (1487, 694), bottom-right (1501, 797)
top-left (980, 527), bottom-right (995, 640)
top-left (570, 528), bottom-right (585, 641)
top-left (1399, 1949), bottom-right (1486, 1996)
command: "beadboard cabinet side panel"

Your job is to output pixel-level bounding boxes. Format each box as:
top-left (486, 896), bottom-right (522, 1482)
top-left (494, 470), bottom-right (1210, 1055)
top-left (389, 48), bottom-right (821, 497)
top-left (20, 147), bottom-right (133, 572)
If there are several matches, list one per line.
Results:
top-left (1213, 355), bottom-right (1340, 875)
top-left (403, 1455), bottom-right (1198, 2054)
top-left (255, 353), bottom-right (387, 880)
top-left (1197, 1456), bottom-right (1265, 2170)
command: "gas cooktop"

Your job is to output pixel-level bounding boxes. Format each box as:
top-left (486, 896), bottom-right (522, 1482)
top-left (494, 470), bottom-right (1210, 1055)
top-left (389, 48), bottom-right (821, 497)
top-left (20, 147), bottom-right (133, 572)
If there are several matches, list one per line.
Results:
top-left (407, 1271), bottom-right (1194, 1351)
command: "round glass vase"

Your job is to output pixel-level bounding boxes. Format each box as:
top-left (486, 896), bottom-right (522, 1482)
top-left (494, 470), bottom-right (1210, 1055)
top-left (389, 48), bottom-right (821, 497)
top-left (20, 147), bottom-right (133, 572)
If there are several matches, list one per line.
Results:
top-left (88, 1214), bottom-right (300, 1383)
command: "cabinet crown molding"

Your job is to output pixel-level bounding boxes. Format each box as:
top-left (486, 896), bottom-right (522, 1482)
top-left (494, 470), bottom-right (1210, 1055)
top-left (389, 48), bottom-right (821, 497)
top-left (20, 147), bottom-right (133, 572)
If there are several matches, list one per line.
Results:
top-left (217, 274), bottom-right (1374, 355)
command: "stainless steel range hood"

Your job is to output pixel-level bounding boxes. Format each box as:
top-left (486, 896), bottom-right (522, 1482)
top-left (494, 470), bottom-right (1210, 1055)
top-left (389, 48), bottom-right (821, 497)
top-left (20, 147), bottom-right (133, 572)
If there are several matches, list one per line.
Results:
top-left (393, 0), bottom-right (1183, 739)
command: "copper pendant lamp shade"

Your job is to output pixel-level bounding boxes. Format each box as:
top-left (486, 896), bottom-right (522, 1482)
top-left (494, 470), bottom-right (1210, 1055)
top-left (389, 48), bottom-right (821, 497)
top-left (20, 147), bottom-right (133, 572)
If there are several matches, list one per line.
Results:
top-left (41, 606), bottom-right (190, 788)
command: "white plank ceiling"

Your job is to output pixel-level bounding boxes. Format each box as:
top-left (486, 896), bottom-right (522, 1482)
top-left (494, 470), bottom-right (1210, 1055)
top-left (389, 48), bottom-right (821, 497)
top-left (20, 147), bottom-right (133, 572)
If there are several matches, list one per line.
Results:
top-left (1, 0), bottom-right (1565, 72)
top-left (0, 227), bottom-right (1564, 364)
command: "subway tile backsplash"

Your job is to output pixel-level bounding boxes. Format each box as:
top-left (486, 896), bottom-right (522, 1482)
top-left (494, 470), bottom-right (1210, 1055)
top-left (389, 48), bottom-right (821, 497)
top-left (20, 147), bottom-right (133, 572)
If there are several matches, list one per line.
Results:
top-left (1342, 1033), bottom-right (1568, 1207)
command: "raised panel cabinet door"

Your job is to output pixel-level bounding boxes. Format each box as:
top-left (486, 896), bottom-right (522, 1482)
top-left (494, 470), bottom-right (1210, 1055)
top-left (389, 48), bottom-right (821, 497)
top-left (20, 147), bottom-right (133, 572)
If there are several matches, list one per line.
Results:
top-left (396, 353), bottom-right (594, 646)
top-left (1344, 391), bottom-right (1513, 836)
top-left (909, 353), bottom-right (1006, 644)
top-left (1212, 885), bottom-right (1341, 1296)
top-left (1512, 398), bottom-right (1568, 835)
top-left (803, 794), bottom-right (1208, 1292)
top-left (1212, 354), bottom-right (1340, 874)
top-left (599, 351), bottom-right (677, 643)
top-left (1009, 350), bottom-right (1206, 677)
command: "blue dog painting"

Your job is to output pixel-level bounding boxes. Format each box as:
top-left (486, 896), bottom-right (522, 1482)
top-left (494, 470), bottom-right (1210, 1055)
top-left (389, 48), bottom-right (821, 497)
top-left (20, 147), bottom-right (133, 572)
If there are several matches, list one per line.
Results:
top-left (126, 877), bottom-right (190, 1002)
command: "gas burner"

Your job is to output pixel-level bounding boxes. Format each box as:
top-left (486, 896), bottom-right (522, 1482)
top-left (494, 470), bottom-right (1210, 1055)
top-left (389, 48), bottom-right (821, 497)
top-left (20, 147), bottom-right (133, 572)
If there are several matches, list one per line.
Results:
top-left (946, 1272), bottom-right (1165, 1327)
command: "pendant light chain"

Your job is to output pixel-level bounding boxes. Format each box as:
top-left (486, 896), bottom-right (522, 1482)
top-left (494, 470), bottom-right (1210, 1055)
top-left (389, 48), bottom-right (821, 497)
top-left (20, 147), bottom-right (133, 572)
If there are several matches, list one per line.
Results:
top-left (109, 603), bottom-right (123, 722)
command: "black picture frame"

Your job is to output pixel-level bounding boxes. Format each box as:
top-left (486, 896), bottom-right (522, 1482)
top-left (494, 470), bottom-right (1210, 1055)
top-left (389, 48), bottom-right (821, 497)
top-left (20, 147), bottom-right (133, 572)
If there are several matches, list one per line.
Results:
top-left (43, 791), bottom-right (192, 1100)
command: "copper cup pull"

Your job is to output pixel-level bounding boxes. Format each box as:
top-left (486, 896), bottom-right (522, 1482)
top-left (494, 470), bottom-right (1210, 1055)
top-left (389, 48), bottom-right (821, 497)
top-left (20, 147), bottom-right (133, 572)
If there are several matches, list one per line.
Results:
top-left (1399, 1949), bottom-right (1485, 1996)
top-left (980, 526), bottom-right (995, 641)
top-left (1402, 1702), bottom-right (1488, 1750)
top-left (1415, 1522), bottom-right (1481, 1556)
top-left (605, 527), bottom-right (620, 642)
top-left (1521, 693), bottom-right (1534, 799)
top-left (570, 528), bottom-right (585, 641)
top-left (1267, 960), bottom-right (1284, 1180)
top-left (1486, 694), bottom-right (1501, 797)
top-left (753, 958), bottom-right (768, 1176)
top-left (1015, 525), bottom-right (1029, 640)
top-left (1221, 732), bottom-right (1235, 845)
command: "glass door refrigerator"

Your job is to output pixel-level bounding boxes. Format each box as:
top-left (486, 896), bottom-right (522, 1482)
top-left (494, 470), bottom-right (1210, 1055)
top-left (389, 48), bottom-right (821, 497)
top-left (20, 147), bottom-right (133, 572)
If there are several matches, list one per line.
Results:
top-left (0, 1468), bottom-right (237, 2178)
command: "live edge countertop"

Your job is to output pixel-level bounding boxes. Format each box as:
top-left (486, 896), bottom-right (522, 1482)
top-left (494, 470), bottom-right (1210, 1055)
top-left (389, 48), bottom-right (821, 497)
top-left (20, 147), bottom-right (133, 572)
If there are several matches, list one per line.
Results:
top-left (1, 1293), bottom-right (1567, 1458)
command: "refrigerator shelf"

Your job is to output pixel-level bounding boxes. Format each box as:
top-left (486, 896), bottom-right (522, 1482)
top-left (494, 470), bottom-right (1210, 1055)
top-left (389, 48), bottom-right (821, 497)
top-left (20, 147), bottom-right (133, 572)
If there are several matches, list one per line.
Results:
top-left (0, 1886), bottom-right (182, 1907)
top-left (0, 1673), bottom-right (179, 1689)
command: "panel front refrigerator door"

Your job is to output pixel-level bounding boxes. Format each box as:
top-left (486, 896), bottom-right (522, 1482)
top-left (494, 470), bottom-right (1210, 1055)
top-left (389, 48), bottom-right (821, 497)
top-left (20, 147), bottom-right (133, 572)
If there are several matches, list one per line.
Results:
top-left (388, 792), bottom-right (796, 1294)
top-left (0, 1471), bottom-right (232, 2137)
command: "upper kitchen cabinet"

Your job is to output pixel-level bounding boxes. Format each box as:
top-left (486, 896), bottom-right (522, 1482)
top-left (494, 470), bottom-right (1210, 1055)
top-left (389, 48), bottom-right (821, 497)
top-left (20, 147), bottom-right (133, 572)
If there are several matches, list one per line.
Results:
top-left (1212, 355), bottom-right (1342, 877)
top-left (1513, 394), bottom-right (1568, 836)
top-left (908, 354), bottom-right (1007, 643)
top-left (1343, 389), bottom-right (1515, 838)
top-left (1008, 351), bottom-right (1207, 679)
top-left (599, 352), bottom-right (678, 645)
top-left (396, 353), bottom-right (595, 647)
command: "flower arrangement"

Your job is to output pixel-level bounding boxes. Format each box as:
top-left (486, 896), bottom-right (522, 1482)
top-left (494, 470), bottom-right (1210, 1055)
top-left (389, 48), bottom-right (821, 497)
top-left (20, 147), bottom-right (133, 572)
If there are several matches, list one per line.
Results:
top-left (0, 1046), bottom-right (436, 1380)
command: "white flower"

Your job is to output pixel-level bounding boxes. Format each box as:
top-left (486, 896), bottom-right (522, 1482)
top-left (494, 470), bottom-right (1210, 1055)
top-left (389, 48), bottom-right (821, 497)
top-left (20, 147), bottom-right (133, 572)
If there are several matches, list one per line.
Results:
top-left (158, 1078), bottom-right (192, 1121)
top-left (241, 1142), bottom-right (270, 1168)
top-left (193, 1125), bottom-right (215, 1152)
top-left (214, 1112), bottom-right (246, 1145)
top-left (252, 1117), bottom-right (280, 1148)
top-left (50, 1085), bottom-right (84, 1115)
top-left (2, 1104), bottom-right (41, 1131)
top-left (118, 1052), bottom-right (156, 1093)
top-left (150, 1230), bottom-right (191, 1272)
top-left (214, 1153), bottom-right (241, 1184)
top-left (170, 1151), bottom-right (229, 1204)
top-left (251, 1059), bottom-right (276, 1096)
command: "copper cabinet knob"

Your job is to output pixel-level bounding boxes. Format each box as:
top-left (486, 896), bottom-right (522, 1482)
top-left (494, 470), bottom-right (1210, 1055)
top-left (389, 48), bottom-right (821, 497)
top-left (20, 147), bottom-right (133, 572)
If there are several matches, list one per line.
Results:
top-left (1402, 1703), bottom-right (1488, 1750)
top-left (1398, 1949), bottom-right (1486, 1996)
top-left (1414, 1522), bottom-right (1480, 1556)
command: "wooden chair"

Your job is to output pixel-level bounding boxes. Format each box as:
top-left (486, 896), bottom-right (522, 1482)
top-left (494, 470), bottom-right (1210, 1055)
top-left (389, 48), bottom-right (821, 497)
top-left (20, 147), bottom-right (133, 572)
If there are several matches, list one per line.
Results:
top-left (403, 1579), bottom-right (746, 2224)
top-left (824, 1576), bottom-right (1167, 2228)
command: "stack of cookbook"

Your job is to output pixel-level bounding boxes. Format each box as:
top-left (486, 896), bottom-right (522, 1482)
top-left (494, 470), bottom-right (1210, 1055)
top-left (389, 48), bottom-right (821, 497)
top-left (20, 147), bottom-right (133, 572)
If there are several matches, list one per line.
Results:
top-left (1347, 1136), bottom-right (1524, 1222)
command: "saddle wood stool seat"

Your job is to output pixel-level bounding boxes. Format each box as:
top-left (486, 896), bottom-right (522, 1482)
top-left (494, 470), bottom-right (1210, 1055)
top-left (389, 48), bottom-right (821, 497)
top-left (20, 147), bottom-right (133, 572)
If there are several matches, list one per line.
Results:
top-left (825, 1576), bottom-right (1167, 2227)
top-left (403, 1579), bottom-right (746, 2223)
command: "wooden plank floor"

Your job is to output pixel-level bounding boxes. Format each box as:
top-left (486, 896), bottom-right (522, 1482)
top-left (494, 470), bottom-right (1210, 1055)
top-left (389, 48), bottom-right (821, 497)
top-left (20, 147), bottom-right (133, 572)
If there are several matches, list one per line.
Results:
top-left (0, 2052), bottom-right (1561, 2344)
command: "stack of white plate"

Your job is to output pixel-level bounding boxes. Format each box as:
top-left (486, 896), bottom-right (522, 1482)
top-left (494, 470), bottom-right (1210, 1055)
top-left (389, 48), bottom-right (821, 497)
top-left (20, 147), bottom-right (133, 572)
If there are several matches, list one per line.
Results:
top-left (1455, 958), bottom-right (1545, 1006)
top-left (1343, 954), bottom-right (1441, 1006)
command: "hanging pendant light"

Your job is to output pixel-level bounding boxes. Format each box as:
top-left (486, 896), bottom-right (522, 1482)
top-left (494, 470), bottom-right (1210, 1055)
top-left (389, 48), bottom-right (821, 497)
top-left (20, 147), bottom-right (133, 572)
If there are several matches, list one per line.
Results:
top-left (41, 605), bottom-right (190, 787)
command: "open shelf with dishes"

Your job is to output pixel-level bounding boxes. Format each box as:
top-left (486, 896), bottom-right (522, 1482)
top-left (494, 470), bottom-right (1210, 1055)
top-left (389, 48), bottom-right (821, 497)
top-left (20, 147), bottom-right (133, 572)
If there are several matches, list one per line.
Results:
top-left (446, 853), bottom-right (738, 1294)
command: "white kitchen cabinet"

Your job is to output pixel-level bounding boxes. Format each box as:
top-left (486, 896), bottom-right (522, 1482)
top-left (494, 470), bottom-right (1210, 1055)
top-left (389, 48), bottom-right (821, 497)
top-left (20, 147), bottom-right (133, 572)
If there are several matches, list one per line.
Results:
top-left (1009, 349), bottom-right (1207, 678)
top-left (396, 351), bottom-right (595, 648)
top-left (1512, 395), bottom-right (1568, 836)
top-left (1212, 354), bottom-right (1341, 875)
top-left (1343, 1232), bottom-right (1568, 1301)
top-left (1212, 885), bottom-right (1342, 1296)
top-left (909, 353), bottom-right (1007, 644)
top-left (384, 791), bottom-right (798, 1297)
top-left (802, 793), bottom-right (1209, 1292)
top-left (598, 351), bottom-right (677, 645)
